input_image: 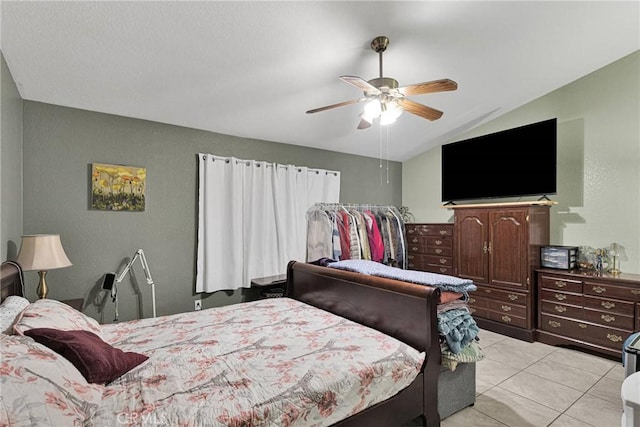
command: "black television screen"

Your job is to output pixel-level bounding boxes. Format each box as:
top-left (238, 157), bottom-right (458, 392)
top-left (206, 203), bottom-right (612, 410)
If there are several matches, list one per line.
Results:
top-left (441, 118), bottom-right (557, 202)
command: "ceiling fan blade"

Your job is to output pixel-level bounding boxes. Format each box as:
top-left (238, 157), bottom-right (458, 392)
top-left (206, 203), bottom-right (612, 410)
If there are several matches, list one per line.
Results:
top-left (306, 98), bottom-right (364, 114)
top-left (398, 99), bottom-right (444, 121)
top-left (339, 76), bottom-right (381, 95)
top-left (398, 79), bottom-right (458, 96)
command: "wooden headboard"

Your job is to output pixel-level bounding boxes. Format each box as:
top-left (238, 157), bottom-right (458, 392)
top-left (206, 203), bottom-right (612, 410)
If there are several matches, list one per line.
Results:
top-left (1, 261), bottom-right (24, 301)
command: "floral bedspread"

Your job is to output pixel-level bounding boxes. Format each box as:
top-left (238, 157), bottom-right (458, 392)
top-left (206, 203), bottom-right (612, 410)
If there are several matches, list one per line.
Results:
top-left (94, 298), bottom-right (424, 426)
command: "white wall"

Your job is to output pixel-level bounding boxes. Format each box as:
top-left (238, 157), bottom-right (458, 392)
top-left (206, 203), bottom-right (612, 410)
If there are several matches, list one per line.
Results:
top-left (403, 51), bottom-right (640, 274)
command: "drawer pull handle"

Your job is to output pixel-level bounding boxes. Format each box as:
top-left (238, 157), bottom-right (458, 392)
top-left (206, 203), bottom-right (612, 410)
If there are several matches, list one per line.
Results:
top-left (601, 301), bottom-right (615, 309)
top-left (578, 323), bottom-right (587, 329)
top-left (548, 320), bottom-right (561, 328)
top-left (554, 281), bottom-right (567, 288)
top-left (469, 298), bottom-right (476, 304)
top-left (485, 289), bottom-right (492, 294)
top-left (631, 290), bottom-right (640, 295)
top-left (507, 294), bottom-right (518, 301)
top-left (435, 240), bottom-right (443, 246)
top-left (592, 286), bottom-right (606, 294)
top-left (469, 307), bottom-right (476, 313)
top-left (554, 293), bottom-right (567, 301)
top-left (440, 258), bottom-right (447, 264)
top-left (412, 237), bottom-right (418, 243)
top-left (435, 248), bottom-right (443, 254)
top-left (607, 333), bottom-right (623, 343)
top-left (439, 268), bottom-right (447, 273)
top-left (601, 314), bottom-right (615, 323)
top-left (408, 229), bottom-right (415, 234)
top-left (501, 315), bottom-right (512, 323)
top-left (440, 230), bottom-right (447, 235)
top-left (408, 255), bottom-right (414, 260)
top-left (501, 305), bottom-right (512, 312)
top-left (412, 247), bottom-right (419, 252)
top-left (554, 305), bottom-right (566, 313)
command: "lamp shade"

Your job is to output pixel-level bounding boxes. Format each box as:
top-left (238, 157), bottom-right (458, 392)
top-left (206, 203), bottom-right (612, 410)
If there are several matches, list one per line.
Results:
top-left (16, 234), bottom-right (72, 271)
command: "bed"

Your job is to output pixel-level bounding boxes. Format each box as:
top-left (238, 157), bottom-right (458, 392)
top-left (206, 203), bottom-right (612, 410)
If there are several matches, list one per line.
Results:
top-left (1, 260), bottom-right (475, 426)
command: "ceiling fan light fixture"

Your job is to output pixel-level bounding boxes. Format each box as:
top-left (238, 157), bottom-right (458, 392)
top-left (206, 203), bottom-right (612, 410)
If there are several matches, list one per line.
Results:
top-left (379, 101), bottom-right (403, 126)
top-left (363, 99), bottom-right (381, 120)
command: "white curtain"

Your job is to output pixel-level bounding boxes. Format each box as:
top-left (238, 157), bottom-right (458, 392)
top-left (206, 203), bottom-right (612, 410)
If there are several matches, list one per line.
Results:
top-left (196, 154), bottom-right (340, 293)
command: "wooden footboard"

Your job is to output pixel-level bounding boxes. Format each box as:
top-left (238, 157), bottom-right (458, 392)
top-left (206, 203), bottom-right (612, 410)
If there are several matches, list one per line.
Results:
top-left (286, 261), bottom-right (442, 426)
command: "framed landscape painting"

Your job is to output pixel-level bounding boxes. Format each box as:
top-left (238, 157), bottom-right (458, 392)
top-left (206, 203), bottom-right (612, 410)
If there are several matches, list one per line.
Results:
top-left (91, 163), bottom-right (146, 211)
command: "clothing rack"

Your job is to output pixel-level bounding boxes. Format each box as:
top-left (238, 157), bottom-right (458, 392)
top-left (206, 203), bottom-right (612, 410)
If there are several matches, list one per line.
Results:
top-left (306, 203), bottom-right (407, 269)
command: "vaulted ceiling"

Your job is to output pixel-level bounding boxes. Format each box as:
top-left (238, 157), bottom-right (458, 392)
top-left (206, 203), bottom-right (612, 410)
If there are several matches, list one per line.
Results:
top-left (2, 1), bottom-right (638, 161)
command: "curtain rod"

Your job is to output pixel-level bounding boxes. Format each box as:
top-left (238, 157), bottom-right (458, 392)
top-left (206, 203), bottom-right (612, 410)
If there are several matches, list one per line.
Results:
top-left (198, 153), bottom-right (339, 176)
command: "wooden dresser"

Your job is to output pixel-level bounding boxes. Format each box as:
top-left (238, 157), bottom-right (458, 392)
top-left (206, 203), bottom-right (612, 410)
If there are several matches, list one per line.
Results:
top-left (537, 268), bottom-right (640, 358)
top-left (405, 223), bottom-right (454, 275)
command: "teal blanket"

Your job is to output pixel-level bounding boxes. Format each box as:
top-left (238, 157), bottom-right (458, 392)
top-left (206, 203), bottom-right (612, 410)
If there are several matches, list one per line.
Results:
top-left (438, 308), bottom-right (479, 354)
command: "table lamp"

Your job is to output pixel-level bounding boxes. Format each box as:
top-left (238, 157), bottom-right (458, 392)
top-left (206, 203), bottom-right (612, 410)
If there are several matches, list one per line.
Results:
top-left (15, 234), bottom-right (72, 299)
top-left (608, 242), bottom-right (622, 276)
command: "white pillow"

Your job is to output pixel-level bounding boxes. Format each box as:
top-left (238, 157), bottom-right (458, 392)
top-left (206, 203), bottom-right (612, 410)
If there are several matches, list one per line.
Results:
top-left (0, 296), bottom-right (30, 334)
top-left (13, 298), bottom-right (104, 339)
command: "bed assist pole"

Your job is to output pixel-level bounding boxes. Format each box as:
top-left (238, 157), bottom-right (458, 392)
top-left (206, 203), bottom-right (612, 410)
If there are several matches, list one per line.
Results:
top-left (115, 249), bottom-right (156, 319)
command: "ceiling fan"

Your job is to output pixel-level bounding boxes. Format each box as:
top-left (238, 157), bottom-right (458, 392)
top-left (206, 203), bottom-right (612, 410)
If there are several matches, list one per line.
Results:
top-left (306, 36), bottom-right (458, 129)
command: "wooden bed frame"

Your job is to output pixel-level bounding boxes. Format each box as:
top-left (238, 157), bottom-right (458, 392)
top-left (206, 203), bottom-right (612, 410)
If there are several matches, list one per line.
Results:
top-left (286, 261), bottom-right (442, 426)
top-left (1, 261), bottom-right (23, 300)
top-left (2, 260), bottom-right (443, 426)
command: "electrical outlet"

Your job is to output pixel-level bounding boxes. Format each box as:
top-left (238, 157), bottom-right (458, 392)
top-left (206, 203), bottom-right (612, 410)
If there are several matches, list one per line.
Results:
top-left (194, 299), bottom-right (202, 311)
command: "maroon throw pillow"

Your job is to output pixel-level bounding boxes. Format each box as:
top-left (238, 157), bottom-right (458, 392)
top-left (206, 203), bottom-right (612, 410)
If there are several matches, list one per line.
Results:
top-left (24, 328), bottom-right (148, 384)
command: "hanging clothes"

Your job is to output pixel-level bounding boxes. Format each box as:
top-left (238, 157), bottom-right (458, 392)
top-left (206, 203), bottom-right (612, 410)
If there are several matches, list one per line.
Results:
top-left (306, 209), bottom-right (333, 261)
top-left (306, 204), bottom-right (406, 269)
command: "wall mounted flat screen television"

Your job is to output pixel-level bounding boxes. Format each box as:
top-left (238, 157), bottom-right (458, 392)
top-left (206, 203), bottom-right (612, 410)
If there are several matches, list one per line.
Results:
top-left (441, 118), bottom-right (557, 202)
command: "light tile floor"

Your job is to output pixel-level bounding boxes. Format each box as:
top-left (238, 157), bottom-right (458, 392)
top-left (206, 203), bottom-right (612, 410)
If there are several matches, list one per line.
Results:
top-left (442, 328), bottom-right (625, 427)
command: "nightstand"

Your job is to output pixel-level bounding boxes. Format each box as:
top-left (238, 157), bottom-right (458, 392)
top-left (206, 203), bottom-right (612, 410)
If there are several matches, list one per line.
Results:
top-left (61, 298), bottom-right (84, 311)
top-left (250, 274), bottom-right (287, 299)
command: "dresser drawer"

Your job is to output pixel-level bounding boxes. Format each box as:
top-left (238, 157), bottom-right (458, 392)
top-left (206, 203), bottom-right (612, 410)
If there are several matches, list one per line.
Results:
top-left (487, 310), bottom-right (527, 328)
top-left (407, 235), bottom-right (428, 248)
top-left (426, 245), bottom-right (453, 257)
top-left (425, 265), bottom-right (453, 275)
top-left (426, 225), bottom-right (453, 237)
top-left (541, 314), bottom-right (631, 350)
top-left (407, 253), bottom-right (427, 264)
top-left (468, 295), bottom-right (488, 309)
top-left (477, 286), bottom-right (527, 304)
top-left (583, 308), bottom-right (635, 330)
top-left (539, 274), bottom-right (583, 293)
top-left (488, 300), bottom-right (527, 318)
top-left (583, 295), bottom-right (635, 316)
top-left (540, 289), bottom-right (583, 306)
top-left (584, 281), bottom-right (640, 302)
top-left (425, 255), bottom-right (453, 267)
top-left (426, 236), bottom-right (452, 248)
top-left (406, 225), bottom-right (433, 236)
top-left (540, 300), bottom-right (582, 319)
top-left (408, 243), bottom-right (427, 254)
top-left (469, 306), bottom-right (487, 318)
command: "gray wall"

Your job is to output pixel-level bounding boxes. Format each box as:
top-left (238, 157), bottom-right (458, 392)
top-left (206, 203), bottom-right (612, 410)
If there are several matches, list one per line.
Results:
top-left (403, 51), bottom-right (640, 273)
top-left (21, 101), bottom-right (402, 322)
top-left (1, 52), bottom-right (23, 261)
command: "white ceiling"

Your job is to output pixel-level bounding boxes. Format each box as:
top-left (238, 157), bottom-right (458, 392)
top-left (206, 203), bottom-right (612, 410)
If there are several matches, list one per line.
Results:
top-left (2, 1), bottom-right (638, 161)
